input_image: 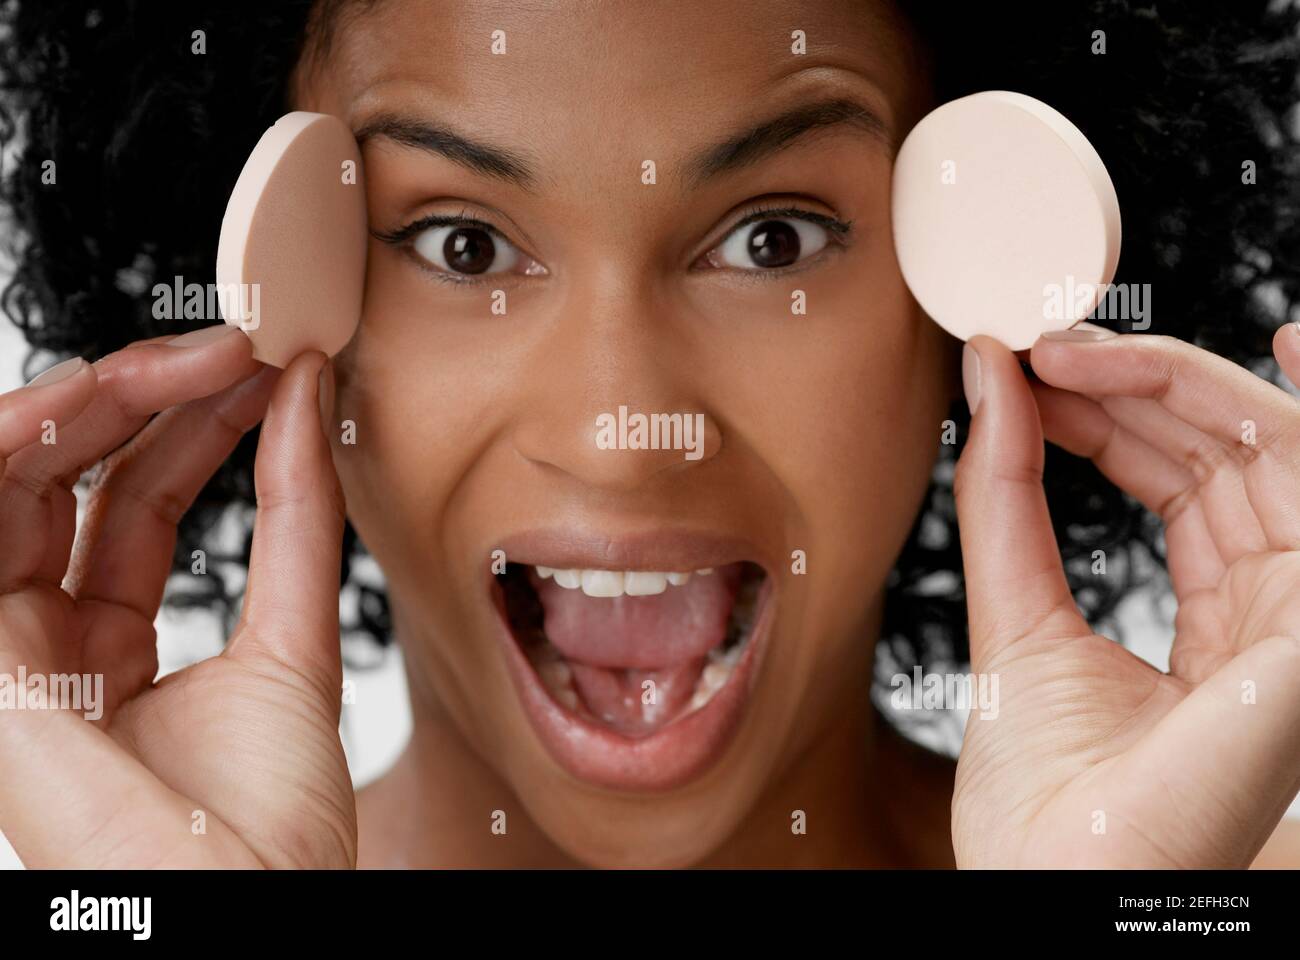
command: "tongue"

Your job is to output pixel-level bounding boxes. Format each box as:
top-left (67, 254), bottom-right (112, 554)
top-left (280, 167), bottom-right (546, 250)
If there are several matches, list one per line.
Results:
top-left (535, 566), bottom-right (740, 734)
top-left (567, 658), bottom-right (705, 736)
top-left (534, 566), bottom-right (739, 670)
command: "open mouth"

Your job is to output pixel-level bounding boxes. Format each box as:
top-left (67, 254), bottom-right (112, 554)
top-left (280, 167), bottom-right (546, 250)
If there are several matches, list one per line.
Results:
top-left (489, 548), bottom-right (773, 791)
top-left (498, 561), bottom-right (765, 735)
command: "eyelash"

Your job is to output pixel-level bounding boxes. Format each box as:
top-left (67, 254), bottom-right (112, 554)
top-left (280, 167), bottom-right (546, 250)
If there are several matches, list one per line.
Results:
top-left (372, 209), bottom-right (512, 286)
top-left (373, 202), bottom-right (855, 285)
top-left (708, 202), bottom-right (854, 279)
top-left (727, 202), bottom-right (853, 242)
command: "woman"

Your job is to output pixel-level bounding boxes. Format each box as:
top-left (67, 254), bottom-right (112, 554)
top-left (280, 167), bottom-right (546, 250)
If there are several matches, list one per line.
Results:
top-left (0, 0), bottom-right (1298, 868)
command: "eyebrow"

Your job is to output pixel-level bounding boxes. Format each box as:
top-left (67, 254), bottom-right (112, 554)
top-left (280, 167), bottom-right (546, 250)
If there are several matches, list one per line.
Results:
top-left (354, 113), bottom-right (540, 189)
top-left (681, 97), bottom-right (891, 188)
top-left (353, 95), bottom-right (889, 193)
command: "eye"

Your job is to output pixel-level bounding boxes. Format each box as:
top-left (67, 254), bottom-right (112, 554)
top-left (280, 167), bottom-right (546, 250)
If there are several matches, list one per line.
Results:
top-left (702, 208), bottom-right (847, 272)
top-left (375, 213), bottom-right (545, 282)
top-left (413, 222), bottom-right (518, 276)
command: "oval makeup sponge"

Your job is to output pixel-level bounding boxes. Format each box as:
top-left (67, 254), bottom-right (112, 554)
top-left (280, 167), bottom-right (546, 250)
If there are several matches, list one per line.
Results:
top-left (891, 91), bottom-right (1121, 351)
top-left (216, 112), bottom-right (368, 367)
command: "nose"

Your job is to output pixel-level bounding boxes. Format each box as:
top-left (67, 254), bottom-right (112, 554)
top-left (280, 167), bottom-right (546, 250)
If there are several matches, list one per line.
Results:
top-left (511, 273), bottom-right (722, 493)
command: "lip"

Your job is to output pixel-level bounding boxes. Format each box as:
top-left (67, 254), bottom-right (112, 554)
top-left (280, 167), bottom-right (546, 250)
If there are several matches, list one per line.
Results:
top-left (488, 527), bottom-right (777, 792)
top-left (494, 527), bottom-right (778, 576)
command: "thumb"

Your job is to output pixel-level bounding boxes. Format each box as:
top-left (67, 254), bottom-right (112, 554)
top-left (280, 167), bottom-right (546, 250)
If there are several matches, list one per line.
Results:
top-left (955, 336), bottom-right (1088, 669)
top-left (226, 352), bottom-right (346, 703)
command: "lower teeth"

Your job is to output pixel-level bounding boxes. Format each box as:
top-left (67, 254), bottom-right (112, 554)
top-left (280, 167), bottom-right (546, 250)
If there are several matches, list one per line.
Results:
top-left (688, 659), bottom-right (733, 711)
top-left (527, 636), bottom-right (744, 720)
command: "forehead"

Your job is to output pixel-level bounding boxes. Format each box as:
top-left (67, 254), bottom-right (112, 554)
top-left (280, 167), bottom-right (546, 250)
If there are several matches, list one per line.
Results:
top-left (298, 0), bottom-right (928, 180)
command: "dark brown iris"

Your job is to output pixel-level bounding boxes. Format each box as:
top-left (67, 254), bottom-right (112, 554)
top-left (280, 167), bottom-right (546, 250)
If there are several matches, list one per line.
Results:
top-left (445, 227), bottom-right (495, 274)
top-left (746, 220), bottom-right (799, 268)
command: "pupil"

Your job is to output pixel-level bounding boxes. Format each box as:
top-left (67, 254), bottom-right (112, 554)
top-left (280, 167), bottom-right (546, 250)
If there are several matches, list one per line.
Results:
top-left (445, 228), bottom-right (495, 274)
top-left (747, 220), bottom-right (799, 268)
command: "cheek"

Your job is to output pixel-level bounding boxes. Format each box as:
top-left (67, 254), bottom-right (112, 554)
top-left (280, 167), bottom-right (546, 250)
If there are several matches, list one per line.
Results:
top-left (813, 304), bottom-right (949, 601)
top-left (707, 247), bottom-right (950, 567)
top-left (330, 249), bottom-right (515, 571)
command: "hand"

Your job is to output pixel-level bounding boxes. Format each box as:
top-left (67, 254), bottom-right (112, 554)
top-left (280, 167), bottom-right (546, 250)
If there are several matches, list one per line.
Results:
top-left (951, 323), bottom-right (1300, 868)
top-left (0, 327), bottom-right (355, 868)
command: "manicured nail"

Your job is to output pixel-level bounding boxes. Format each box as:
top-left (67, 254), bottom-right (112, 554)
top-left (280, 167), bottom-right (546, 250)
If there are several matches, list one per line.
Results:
top-left (25, 356), bottom-right (86, 388)
top-left (165, 323), bottom-right (241, 349)
top-left (962, 343), bottom-right (982, 415)
top-left (1041, 321), bottom-right (1117, 342)
top-left (318, 360), bottom-right (335, 438)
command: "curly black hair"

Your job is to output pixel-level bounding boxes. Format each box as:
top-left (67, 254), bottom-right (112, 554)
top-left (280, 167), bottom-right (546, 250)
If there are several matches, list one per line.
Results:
top-left (2, 1), bottom-right (1298, 734)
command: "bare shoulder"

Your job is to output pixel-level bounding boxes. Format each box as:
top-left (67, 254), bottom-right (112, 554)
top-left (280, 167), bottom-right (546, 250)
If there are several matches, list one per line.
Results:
top-left (1252, 817), bottom-right (1300, 869)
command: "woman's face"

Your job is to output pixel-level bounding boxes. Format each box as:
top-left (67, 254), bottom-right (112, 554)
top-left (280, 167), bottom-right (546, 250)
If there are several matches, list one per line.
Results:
top-left (297, 0), bottom-right (951, 866)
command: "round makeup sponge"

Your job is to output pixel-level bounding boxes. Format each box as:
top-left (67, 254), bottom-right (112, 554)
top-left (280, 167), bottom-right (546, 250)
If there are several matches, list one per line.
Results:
top-left (891, 91), bottom-right (1121, 350)
top-left (216, 111), bottom-right (368, 367)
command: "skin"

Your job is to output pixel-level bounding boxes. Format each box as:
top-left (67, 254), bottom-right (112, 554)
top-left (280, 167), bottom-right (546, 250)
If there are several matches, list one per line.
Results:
top-left (0, 0), bottom-right (1297, 869)
top-left (304, 0), bottom-right (950, 867)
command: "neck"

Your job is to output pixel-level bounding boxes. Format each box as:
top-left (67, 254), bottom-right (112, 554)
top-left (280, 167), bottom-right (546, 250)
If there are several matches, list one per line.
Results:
top-left (699, 693), bottom-right (881, 867)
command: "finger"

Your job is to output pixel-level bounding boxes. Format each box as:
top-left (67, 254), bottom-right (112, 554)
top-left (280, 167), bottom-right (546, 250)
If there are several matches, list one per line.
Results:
top-left (1096, 395), bottom-right (1270, 560)
top-left (1030, 382), bottom-right (1192, 514)
top-left (1030, 330), bottom-right (1298, 450)
top-left (226, 353), bottom-right (345, 702)
top-left (0, 325), bottom-right (257, 589)
top-left (955, 337), bottom-right (1089, 667)
top-left (1119, 633), bottom-right (1300, 867)
top-left (1031, 330), bottom-right (1300, 549)
top-left (0, 358), bottom-right (97, 461)
top-left (3, 324), bottom-right (256, 495)
top-left (1273, 322), bottom-right (1300, 394)
top-left (64, 369), bottom-right (281, 710)
top-left (66, 365), bottom-right (281, 620)
top-left (0, 361), bottom-right (98, 592)
top-left (1031, 382), bottom-right (1227, 598)
top-left (1163, 501), bottom-right (1232, 600)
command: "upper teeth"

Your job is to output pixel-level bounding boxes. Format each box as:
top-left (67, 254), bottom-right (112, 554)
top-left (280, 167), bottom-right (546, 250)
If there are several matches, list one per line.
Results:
top-left (535, 565), bottom-right (714, 598)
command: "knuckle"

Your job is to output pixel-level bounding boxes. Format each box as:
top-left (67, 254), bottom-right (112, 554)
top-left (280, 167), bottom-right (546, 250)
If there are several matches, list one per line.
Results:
top-left (1179, 434), bottom-right (1235, 483)
top-left (1138, 340), bottom-right (1181, 401)
top-left (91, 448), bottom-right (188, 527)
top-left (1155, 484), bottom-right (1198, 525)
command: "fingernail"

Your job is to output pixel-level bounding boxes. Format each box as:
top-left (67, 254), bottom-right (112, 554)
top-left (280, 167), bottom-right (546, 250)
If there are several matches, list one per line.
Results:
top-left (962, 343), bottom-right (982, 415)
top-left (318, 360), bottom-right (335, 438)
top-left (25, 356), bottom-right (86, 388)
top-left (1041, 322), bottom-right (1117, 342)
top-left (165, 323), bottom-right (240, 349)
